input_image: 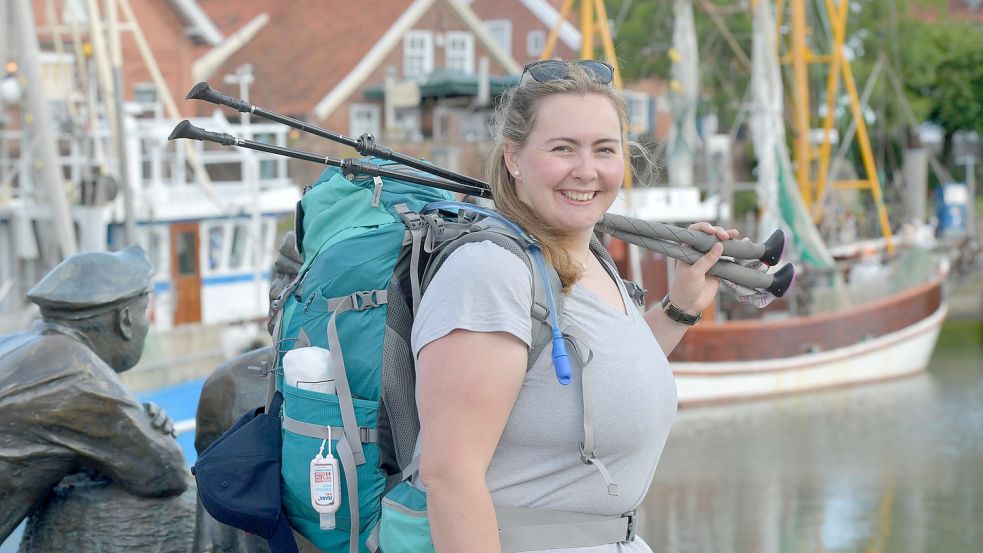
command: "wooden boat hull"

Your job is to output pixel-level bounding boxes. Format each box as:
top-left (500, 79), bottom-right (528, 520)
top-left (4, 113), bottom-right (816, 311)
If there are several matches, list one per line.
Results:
top-left (670, 279), bottom-right (947, 406)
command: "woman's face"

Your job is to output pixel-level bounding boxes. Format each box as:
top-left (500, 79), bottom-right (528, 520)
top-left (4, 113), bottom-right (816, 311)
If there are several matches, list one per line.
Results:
top-left (506, 93), bottom-right (624, 241)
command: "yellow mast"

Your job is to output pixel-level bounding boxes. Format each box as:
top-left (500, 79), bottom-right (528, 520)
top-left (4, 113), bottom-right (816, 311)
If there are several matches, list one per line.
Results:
top-left (782, 0), bottom-right (894, 252)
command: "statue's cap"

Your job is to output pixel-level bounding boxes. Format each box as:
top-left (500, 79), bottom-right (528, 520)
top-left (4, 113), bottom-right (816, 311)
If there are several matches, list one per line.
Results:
top-left (27, 246), bottom-right (154, 312)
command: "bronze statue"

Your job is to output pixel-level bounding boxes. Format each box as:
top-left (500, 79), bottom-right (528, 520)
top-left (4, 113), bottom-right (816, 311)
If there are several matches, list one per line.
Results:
top-left (0, 247), bottom-right (189, 548)
top-left (191, 232), bottom-right (301, 553)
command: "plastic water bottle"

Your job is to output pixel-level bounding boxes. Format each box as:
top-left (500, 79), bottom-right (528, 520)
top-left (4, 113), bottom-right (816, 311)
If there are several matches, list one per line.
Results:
top-left (283, 346), bottom-right (336, 394)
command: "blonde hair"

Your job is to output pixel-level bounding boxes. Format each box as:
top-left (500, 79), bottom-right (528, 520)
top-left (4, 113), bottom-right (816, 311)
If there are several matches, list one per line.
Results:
top-left (486, 64), bottom-right (629, 293)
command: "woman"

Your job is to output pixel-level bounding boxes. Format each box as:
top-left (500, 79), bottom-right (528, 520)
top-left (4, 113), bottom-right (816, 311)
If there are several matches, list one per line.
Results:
top-left (411, 60), bottom-right (737, 552)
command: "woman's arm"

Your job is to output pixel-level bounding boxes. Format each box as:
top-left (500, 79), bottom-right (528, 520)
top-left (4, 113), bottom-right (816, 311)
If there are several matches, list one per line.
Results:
top-left (645, 222), bottom-right (738, 355)
top-left (416, 328), bottom-right (528, 553)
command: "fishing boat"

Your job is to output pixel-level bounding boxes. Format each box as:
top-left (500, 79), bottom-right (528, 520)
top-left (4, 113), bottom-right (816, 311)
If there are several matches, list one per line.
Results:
top-left (0, 8), bottom-right (300, 380)
top-left (601, 0), bottom-right (950, 406)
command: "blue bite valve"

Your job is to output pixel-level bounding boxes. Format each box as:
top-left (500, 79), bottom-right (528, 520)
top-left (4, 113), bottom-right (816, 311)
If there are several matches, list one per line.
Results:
top-left (551, 334), bottom-right (572, 385)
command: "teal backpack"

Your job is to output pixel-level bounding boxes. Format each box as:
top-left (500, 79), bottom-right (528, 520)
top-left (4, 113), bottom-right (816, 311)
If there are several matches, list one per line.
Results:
top-left (269, 161), bottom-right (645, 552)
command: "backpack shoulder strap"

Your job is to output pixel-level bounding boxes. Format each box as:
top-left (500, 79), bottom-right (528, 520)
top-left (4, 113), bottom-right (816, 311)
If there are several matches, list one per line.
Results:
top-left (420, 221), bottom-right (562, 371)
top-left (590, 234), bottom-right (647, 307)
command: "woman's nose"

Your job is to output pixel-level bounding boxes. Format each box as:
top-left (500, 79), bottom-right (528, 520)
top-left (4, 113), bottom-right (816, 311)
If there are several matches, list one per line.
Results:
top-left (570, 152), bottom-right (598, 181)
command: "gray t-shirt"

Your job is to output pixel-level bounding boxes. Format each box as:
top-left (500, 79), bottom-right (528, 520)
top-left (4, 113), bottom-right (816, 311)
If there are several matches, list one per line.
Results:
top-left (412, 241), bottom-right (677, 552)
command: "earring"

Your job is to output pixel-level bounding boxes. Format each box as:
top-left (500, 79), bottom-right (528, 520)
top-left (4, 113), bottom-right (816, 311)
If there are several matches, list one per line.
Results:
top-left (514, 170), bottom-right (520, 177)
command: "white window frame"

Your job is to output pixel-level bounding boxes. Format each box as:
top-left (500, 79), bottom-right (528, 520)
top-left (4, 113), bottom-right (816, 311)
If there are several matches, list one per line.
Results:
top-left (483, 20), bottom-right (512, 58)
top-left (403, 30), bottom-right (434, 78)
top-left (527, 30), bottom-right (546, 58)
top-left (349, 103), bottom-right (381, 138)
top-left (444, 31), bottom-right (475, 74)
top-left (624, 90), bottom-right (652, 137)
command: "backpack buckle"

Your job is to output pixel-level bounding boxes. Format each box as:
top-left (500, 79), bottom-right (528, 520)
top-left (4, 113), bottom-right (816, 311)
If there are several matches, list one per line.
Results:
top-left (622, 510), bottom-right (636, 543)
top-left (351, 290), bottom-right (378, 311)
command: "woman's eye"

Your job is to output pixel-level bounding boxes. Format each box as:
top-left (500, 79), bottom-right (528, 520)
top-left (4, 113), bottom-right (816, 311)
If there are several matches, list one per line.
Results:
top-left (552, 145), bottom-right (572, 152)
top-left (597, 147), bottom-right (617, 155)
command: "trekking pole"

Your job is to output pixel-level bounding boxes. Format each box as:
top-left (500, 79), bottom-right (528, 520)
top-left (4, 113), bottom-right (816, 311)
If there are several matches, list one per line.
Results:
top-left (169, 119), bottom-right (795, 296)
top-left (167, 120), bottom-right (488, 197)
top-left (185, 82), bottom-right (492, 197)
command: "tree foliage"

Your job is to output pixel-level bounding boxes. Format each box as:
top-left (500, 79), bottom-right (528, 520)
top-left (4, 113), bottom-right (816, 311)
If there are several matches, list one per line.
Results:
top-left (607, 0), bottom-right (983, 138)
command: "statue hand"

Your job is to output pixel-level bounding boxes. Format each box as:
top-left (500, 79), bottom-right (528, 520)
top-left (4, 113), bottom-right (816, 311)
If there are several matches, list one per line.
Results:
top-left (143, 401), bottom-right (176, 438)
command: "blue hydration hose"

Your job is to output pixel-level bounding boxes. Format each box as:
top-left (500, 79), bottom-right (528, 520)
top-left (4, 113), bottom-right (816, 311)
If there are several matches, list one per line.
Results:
top-left (423, 201), bottom-right (572, 385)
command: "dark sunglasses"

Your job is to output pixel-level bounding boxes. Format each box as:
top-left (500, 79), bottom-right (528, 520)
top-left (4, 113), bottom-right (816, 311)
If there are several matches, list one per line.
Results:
top-left (521, 59), bottom-right (615, 85)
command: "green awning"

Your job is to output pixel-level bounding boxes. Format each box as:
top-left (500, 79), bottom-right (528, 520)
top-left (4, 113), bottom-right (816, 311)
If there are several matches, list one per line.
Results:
top-left (363, 70), bottom-right (520, 101)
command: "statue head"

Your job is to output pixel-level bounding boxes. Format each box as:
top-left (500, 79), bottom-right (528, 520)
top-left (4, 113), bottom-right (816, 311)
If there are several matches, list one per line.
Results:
top-left (27, 246), bottom-right (154, 373)
top-left (269, 231), bottom-right (301, 306)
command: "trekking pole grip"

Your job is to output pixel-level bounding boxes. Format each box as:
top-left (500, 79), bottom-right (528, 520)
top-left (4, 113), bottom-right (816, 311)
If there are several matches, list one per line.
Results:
top-left (186, 81), bottom-right (251, 113)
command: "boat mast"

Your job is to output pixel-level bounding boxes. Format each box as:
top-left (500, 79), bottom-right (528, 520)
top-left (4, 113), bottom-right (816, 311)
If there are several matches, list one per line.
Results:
top-left (782, 0), bottom-right (895, 253)
top-left (12, 0), bottom-right (77, 260)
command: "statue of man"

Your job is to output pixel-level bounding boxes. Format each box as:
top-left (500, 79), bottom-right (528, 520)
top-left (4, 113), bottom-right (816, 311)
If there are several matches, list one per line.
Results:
top-left (192, 232), bottom-right (301, 553)
top-left (0, 246), bottom-right (188, 543)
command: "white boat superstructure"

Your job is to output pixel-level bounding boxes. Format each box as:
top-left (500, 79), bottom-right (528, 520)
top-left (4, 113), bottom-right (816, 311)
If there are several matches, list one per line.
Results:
top-left (0, 47), bottom-right (299, 332)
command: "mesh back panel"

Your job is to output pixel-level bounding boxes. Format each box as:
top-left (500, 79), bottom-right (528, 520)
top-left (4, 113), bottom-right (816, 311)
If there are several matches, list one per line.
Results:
top-left (381, 271), bottom-right (420, 472)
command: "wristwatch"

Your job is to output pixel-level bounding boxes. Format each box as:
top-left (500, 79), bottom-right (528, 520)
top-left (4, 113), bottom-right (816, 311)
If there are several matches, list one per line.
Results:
top-left (661, 295), bottom-right (701, 326)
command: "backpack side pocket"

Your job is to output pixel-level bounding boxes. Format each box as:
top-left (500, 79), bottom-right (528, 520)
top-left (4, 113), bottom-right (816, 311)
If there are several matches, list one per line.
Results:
top-left (379, 481), bottom-right (434, 553)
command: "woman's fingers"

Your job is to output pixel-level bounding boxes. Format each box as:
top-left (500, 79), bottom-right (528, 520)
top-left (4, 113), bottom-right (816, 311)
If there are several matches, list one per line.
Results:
top-left (688, 222), bottom-right (740, 241)
top-left (690, 242), bottom-right (724, 275)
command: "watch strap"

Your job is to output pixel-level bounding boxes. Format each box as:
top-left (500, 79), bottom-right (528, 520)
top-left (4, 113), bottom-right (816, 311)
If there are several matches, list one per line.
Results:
top-left (661, 295), bottom-right (701, 326)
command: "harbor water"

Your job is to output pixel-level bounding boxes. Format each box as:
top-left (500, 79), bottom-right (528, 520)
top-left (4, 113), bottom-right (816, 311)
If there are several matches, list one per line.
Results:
top-left (638, 344), bottom-right (983, 552)
top-left (2, 339), bottom-right (980, 552)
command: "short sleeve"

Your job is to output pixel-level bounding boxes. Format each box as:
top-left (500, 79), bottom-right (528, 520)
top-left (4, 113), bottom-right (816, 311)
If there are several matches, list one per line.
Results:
top-left (411, 240), bottom-right (533, 359)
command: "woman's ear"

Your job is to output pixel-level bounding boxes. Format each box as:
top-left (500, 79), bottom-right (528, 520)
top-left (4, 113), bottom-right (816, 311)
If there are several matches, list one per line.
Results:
top-left (503, 143), bottom-right (520, 177)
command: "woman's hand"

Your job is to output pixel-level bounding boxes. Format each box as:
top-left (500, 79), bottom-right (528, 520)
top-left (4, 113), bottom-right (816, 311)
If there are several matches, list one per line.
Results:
top-left (667, 222), bottom-right (740, 314)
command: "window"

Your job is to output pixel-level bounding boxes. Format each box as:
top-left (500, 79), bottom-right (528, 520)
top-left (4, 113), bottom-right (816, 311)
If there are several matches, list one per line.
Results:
top-left (624, 90), bottom-right (652, 137)
top-left (229, 223), bottom-right (248, 270)
top-left (254, 132), bottom-right (277, 179)
top-left (133, 82), bottom-right (158, 105)
top-left (349, 104), bottom-right (381, 138)
top-left (483, 20), bottom-right (512, 57)
top-left (444, 31), bottom-right (474, 74)
top-left (404, 30), bottom-right (434, 78)
top-left (176, 231), bottom-right (198, 275)
top-left (207, 225), bottom-right (225, 270)
top-left (527, 30), bottom-right (546, 58)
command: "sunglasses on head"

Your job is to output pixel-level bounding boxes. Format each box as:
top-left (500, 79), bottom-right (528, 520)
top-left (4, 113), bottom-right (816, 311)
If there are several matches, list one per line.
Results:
top-left (521, 59), bottom-right (615, 85)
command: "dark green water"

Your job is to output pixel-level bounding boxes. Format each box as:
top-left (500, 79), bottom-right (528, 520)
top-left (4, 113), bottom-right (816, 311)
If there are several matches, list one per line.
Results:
top-left (640, 345), bottom-right (983, 552)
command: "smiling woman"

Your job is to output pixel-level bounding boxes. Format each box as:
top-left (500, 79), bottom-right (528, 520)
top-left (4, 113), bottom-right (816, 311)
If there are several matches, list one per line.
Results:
top-left (403, 61), bottom-right (740, 553)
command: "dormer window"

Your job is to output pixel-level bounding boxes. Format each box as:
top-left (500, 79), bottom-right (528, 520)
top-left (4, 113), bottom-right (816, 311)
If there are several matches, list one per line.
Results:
top-left (444, 31), bottom-right (474, 74)
top-left (404, 31), bottom-right (434, 78)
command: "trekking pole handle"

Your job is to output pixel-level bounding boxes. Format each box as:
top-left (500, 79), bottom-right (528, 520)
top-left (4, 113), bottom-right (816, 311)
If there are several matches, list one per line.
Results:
top-left (186, 81), bottom-right (251, 113)
top-left (598, 214), bottom-right (786, 266)
top-left (605, 227), bottom-right (796, 297)
top-left (168, 119), bottom-right (237, 146)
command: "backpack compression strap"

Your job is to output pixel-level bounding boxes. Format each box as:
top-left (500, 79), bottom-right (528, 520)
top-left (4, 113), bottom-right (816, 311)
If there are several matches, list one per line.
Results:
top-left (495, 505), bottom-right (636, 552)
top-left (325, 289), bottom-right (389, 553)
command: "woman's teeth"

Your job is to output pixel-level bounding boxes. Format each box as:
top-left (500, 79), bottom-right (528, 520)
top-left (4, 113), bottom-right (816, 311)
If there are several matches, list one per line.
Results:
top-left (560, 191), bottom-right (596, 201)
